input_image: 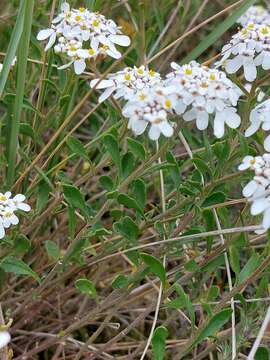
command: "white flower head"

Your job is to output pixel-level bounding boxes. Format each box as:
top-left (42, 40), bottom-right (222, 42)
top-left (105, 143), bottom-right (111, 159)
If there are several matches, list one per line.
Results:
top-left (37, 2), bottom-right (130, 74)
top-left (239, 152), bottom-right (270, 232)
top-left (165, 61), bottom-right (242, 137)
top-left (0, 192), bottom-right (31, 240)
top-left (90, 65), bottom-right (162, 103)
top-left (245, 99), bottom-right (270, 151)
top-left (220, 23), bottom-right (270, 82)
top-left (122, 86), bottom-right (175, 140)
top-left (237, 6), bottom-right (270, 27)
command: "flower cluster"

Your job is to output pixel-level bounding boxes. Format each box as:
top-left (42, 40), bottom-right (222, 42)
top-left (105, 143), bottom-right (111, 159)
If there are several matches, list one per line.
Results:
top-left (37, 2), bottom-right (130, 74)
top-left (165, 61), bottom-right (242, 138)
top-left (0, 192), bottom-right (31, 239)
top-left (239, 154), bottom-right (270, 232)
top-left (122, 86), bottom-right (175, 140)
top-left (237, 5), bottom-right (270, 27)
top-left (220, 23), bottom-right (270, 82)
top-left (90, 65), bottom-right (162, 103)
top-left (245, 99), bottom-right (270, 151)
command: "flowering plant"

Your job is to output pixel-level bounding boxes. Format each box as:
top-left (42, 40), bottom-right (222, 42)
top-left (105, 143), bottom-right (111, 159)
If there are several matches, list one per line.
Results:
top-left (1, 1), bottom-right (270, 359)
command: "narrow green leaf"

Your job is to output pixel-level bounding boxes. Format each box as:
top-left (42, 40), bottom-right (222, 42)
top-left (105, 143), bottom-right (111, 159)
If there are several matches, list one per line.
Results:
top-left (45, 241), bottom-right (61, 261)
top-left (104, 134), bottom-right (121, 169)
top-left (127, 137), bottom-right (146, 160)
top-left (63, 184), bottom-right (88, 218)
top-left (188, 309), bottom-right (232, 351)
top-left (0, 256), bottom-right (40, 282)
top-left (117, 193), bottom-right (143, 215)
top-left (132, 179), bottom-right (146, 210)
top-left (238, 253), bottom-right (260, 284)
top-left (152, 326), bottom-right (168, 360)
top-left (202, 192), bottom-right (226, 207)
top-left (0, 1), bottom-right (25, 96)
top-left (67, 136), bottom-right (88, 160)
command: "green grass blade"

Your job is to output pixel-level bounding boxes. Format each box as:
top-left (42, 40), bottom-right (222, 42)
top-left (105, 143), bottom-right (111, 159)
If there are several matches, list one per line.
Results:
top-left (181, 0), bottom-right (257, 64)
top-left (0, 1), bottom-right (25, 97)
top-left (7, 0), bottom-right (35, 187)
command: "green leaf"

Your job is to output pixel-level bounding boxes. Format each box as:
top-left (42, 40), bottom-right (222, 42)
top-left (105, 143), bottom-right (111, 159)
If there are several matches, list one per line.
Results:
top-left (152, 326), bottom-right (168, 360)
top-left (104, 134), bottom-right (121, 169)
top-left (188, 309), bottom-right (232, 351)
top-left (63, 184), bottom-right (88, 218)
top-left (121, 152), bottom-right (136, 179)
top-left (192, 158), bottom-right (211, 177)
top-left (175, 285), bottom-right (195, 326)
top-left (0, 256), bottom-right (40, 282)
top-left (20, 123), bottom-right (35, 139)
top-left (75, 279), bottom-right (97, 298)
top-left (132, 179), bottom-right (146, 210)
top-left (202, 192), bottom-right (226, 207)
top-left (181, 0), bottom-right (257, 63)
top-left (229, 246), bottom-right (240, 275)
top-left (100, 175), bottom-right (114, 191)
top-left (255, 346), bottom-right (270, 360)
top-left (127, 137), bottom-right (146, 160)
top-left (112, 274), bottom-right (129, 289)
top-left (14, 235), bottom-right (31, 254)
top-left (238, 253), bottom-right (260, 284)
top-left (117, 193), bottom-right (143, 215)
top-left (141, 253), bottom-right (166, 286)
top-left (113, 216), bottom-right (139, 243)
top-left (0, 1), bottom-right (25, 96)
top-left (67, 136), bottom-right (88, 160)
top-left (45, 241), bottom-right (60, 261)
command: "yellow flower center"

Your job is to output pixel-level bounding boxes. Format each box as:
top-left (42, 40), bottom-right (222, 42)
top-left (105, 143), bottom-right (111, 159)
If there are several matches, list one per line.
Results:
top-left (139, 93), bottom-right (146, 101)
top-left (209, 73), bottom-right (216, 81)
top-left (124, 73), bottom-right (131, 81)
top-left (201, 82), bottom-right (209, 88)
top-left (79, 7), bottom-right (86, 12)
top-left (93, 19), bottom-right (100, 27)
top-left (137, 68), bottom-right (144, 75)
top-left (102, 45), bottom-right (109, 50)
top-left (250, 159), bottom-right (256, 165)
top-left (0, 196), bottom-right (7, 201)
top-left (4, 212), bottom-right (12, 218)
top-left (165, 99), bottom-right (171, 108)
top-left (75, 15), bottom-right (82, 22)
top-left (261, 27), bottom-right (269, 35)
top-left (88, 48), bottom-right (95, 55)
top-left (185, 68), bottom-right (192, 75)
top-left (247, 22), bottom-right (254, 29)
top-left (149, 69), bottom-right (155, 77)
top-left (70, 46), bottom-right (77, 52)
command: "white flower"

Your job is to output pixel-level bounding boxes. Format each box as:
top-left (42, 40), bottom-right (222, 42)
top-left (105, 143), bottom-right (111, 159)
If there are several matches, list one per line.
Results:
top-left (122, 87), bottom-right (175, 140)
top-left (0, 192), bottom-right (31, 240)
top-left (237, 6), bottom-right (270, 27)
top-left (220, 23), bottom-right (270, 81)
top-left (238, 155), bottom-right (265, 172)
top-left (0, 57), bottom-right (17, 73)
top-left (0, 331), bottom-right (11, 349)
top-left (245, 99), bottom-right (270, 151)
top-left (239, 152), bottom-right (270, 232)
top-left (90, 66), bottom-right (162, 102)
top-left (37, 2), bottom-right (130, 74)
top-left (166, 61), bottom-right (242, 137)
